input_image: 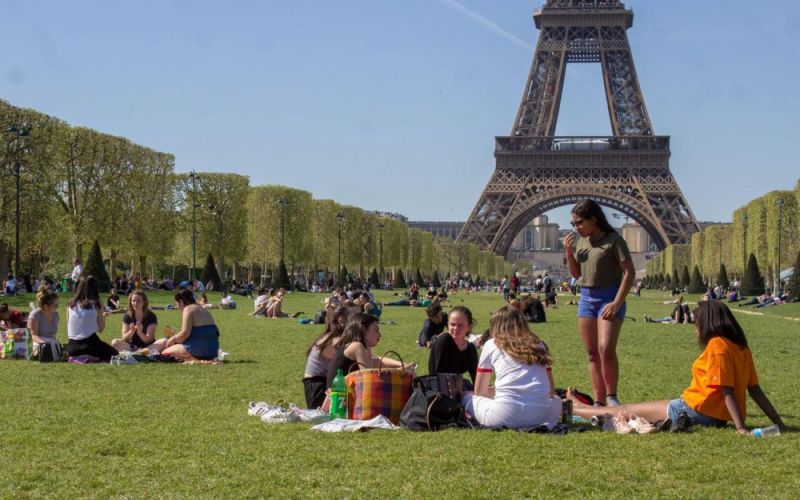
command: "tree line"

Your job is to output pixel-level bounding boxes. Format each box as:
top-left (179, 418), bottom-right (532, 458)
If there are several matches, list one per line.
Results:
top-left (646, 180), bottom-right (800, 295)
top-left (0, 99), bottom-right (513, 285)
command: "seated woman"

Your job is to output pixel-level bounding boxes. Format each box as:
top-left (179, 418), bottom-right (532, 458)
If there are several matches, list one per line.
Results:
top-left (158, 288), bottom-right (220, 361)
top-left (645, 295), bottom-right (691, 324)
top-left (28, 286), bottom-right (62, 360)
top-left (66, 276), bottom-right (118, 361)
top-left (462, 306), bottom-right (561, 429)
top-left (266, 288), bottom-right (287, 318)
top-left (0, 302), bottom-right (28, 330)
top-left (418, 301), bottom-right (446, 347)
top-left (568, 301), bottom-right (786, 434)
top-left (303, 305), bottom-right (349, 408)
top-left (428, 306), bottom-right (478, 386)
top-left (111, 290), bottom-right (158, 352)
top-left (326, 312), bottom-right (416, 388)
top-left (106, 287), bottom-right (122, 312)
top-left (250, 288), bottom-right (270, 317)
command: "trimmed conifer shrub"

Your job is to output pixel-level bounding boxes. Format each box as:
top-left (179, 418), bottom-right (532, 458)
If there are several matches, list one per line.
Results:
top-left (85, 240), bottom-right (111, 292)
top-left (415, 269), bottom-right (425, 288)
top-left (681, 266), bottom-right (691, 289)
top-left (672, 269), bottom-right (680, 290)
top-left (432, 270), bottom-right (441, 288)
top-left (335, 265), bottom-right (349, 289)
top-left (718, 263), bottom-right (730, 289)
top-left (274, 259), bottom-right (291, 290)
top-left (395, 269), bottom-right (407, 289)
top-left (689, 265), bottom-right (705, 293)
top-left (741, 253), bottom-right (765, 296)
top-left (200, 254), bottom-right (222, 291)
top-left (784, 252), bottom-right (800, 300)
top-left (369, 268), bottom-right (380, 288)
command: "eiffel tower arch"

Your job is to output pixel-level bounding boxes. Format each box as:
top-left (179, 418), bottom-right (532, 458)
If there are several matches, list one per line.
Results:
top-left (458, 0), bottom-right (699, 256)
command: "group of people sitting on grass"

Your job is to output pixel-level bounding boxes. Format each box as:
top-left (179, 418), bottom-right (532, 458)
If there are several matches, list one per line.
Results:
top-left (16, 277), bottom-right (221, 363)
top-left (302, 297), bottom-right (786, 434)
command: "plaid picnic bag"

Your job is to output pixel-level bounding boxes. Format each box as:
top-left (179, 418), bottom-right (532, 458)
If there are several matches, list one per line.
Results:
top-left (345, 351), bottom-right (413, 424)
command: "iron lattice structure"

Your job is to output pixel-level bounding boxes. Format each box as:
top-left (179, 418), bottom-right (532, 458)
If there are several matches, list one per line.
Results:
top-left (458, 0), bottom-right (699, 255)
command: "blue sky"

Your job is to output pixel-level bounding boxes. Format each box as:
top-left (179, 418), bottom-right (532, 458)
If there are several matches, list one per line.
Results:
top-left (2, 0), bottom-right (799, 229)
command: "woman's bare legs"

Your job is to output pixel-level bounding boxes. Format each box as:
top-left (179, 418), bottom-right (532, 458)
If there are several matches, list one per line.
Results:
top-left (567, 390), bottom-right (670, 422)
top-left (578, 317), bottom-right (606, 404)
top-left (161, 343), bottom-right (198, 361)
top-left (597, 317), bottom-right (622, 399)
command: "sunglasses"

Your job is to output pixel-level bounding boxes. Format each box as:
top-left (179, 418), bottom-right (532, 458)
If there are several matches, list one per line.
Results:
top-left (570, 219), bottom-right (585, 227)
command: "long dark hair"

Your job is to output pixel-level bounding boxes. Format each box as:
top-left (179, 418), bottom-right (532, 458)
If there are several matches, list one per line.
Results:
top-left (175, 288), bottom-right (196, 305)
top-left (694, 300), bottom-right (748, 348)
top-left (68, 276), bottom-right (102, 310)
top-left (306, 305), bottom-right (349, 356)
top-left (571, 199), bottom-right (616, 234)
top-left (339, 312), bottom-right (379, 347)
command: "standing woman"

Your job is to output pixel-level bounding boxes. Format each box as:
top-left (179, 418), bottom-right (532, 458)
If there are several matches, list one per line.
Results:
top-left (66, 276), bottom-right (118, 361)
top-left (564, 199), bottom-right (634, 407)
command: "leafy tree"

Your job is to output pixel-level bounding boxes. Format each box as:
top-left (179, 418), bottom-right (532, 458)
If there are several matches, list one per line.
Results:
top-left (741, 253), bottom-right (765, 296)
top-left (681, 266), bottom-right (691, 289)
top-left (85, 240), bottom-right (111, 292)
top-left (200, 254), bottom-right (222, 290)
top-left (689, 266), bottom-right (705, 293)
top-left (395, 269), bottom-right (407, 289)
top-left (718, 263), bottom-right (730, 289)
top-left (784, 251), bottom-right (800, 300)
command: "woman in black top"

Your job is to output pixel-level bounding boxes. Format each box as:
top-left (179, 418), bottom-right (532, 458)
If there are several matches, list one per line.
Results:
top-left (428, 306), bottom-right (478, 385)
top-left (110, 290), bottom-right (158, 352)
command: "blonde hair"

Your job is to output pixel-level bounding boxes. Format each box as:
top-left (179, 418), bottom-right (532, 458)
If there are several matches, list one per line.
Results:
top-left (36, 285), bottom-right (58, 308)
top-left (490, 306), bottom-right (551, 366)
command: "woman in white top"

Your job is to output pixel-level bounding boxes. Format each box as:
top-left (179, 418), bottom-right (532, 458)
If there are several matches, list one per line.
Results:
top-left (462, 306), bottom-right (561, 429)
top-left (66, 276), bottom-right (117, 361)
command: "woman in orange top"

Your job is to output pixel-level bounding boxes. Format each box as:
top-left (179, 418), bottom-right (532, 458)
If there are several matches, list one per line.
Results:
top-left (567, 300), bottom-right (785, 434)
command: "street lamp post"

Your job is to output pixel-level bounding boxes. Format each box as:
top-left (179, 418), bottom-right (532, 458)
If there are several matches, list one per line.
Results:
top-left (776, 198), bottom-right (785, 295)
top-left (336, 211), bottom-right (345, 279)
top-left (7, 125), bottom-right (30, 277)
top-left (277, 198), bottom-right (289, 264)
top-left (189, 171), bottom-right (199, 283)
top-left (378, 221), bottom-right (384, 287)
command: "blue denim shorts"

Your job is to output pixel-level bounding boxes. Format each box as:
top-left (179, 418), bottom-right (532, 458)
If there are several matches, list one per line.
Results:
top-left (578, 287), bottom-right (626, 320)
top-left (667, 398), bottom-right (726, 427)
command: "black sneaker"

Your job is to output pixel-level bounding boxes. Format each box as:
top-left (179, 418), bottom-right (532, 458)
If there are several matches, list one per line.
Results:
top-left (654, 418), bottom-right (672, 432)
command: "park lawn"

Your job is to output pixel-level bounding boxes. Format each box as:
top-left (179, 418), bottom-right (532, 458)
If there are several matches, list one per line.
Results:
top-left (2, 289), bottom-right (799, 498)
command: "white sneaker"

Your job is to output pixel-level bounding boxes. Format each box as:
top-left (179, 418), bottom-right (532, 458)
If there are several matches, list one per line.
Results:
top-left (627, 415), bottom-right (656, 434)
top-left (260, 408), bottom-right (300, 424)
top-left (247, 401), bottom-right (275, 417)
top-left (607, 395), bottom-right (621, 407)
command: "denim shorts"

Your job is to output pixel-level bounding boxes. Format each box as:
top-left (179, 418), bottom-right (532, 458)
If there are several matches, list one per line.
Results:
top-left (578, 287), bottom-right (626, 320)
top-left (667, 398), bottom-right (726, 427)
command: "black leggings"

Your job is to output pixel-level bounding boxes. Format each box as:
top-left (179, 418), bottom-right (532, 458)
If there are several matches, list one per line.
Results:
top-left (303, 376), bottom-right (327, 409)
top-left (67, 333), bottom-right (118, 361)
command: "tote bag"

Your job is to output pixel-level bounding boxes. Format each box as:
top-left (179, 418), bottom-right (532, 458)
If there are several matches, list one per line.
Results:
top-left (345, 351), bottom-right (413, 424)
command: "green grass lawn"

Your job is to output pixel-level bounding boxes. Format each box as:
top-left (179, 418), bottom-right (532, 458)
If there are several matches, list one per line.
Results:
top-left (2, 289), bottom-right (799, 498)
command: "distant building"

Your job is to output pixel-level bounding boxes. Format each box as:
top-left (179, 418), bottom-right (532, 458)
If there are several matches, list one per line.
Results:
top-left (407, 221), bottom-right (463, 240)
top-left (621, 222), bottom-right (654, 253)
top-left (510, 215), bottom-right (561, 252)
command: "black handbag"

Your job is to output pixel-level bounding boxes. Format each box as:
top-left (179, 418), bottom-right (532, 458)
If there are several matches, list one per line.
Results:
top-left (37, 342), bottom-right (62, 362)
top-left (414, 373), bottom-right (464, 400)
top-left (399, 376), bottom-right (469, 431)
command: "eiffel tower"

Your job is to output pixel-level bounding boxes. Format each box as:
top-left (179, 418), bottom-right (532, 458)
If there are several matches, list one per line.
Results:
top-left (458, 0), bottom-right (699, 255)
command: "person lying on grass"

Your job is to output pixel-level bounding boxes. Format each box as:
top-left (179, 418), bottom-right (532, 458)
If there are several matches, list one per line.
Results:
top-left (326, 312), bottom-right (416, 388)
top-left (567, 300), bottom-right (786, 434)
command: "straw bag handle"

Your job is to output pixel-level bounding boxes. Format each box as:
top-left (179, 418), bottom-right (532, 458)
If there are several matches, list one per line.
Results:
top-left (378, 350), bottom-right (406, 372)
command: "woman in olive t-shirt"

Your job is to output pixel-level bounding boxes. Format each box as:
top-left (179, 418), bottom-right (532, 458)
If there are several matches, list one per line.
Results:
top-left (564, 200), bottom-right (635, 407)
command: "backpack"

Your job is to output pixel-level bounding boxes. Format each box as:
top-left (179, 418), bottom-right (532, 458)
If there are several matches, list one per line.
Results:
top-left (399, 375), bottom-right (469, 431)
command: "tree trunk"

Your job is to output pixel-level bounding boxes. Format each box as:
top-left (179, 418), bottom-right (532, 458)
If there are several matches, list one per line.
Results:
top-left (74, 242), bottom-right (84, 262)
top-left (0, 240), bottom-right (9, 279)
top-left (109, 249), bottom-right (118, 282)
top-left (139, 255), bottom-right (147, 277)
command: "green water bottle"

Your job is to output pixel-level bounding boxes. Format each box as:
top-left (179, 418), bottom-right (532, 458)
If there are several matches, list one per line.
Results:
top-left (330, 369), bottom-right (347, 419)
top-left (3, 339), bottom-right (13, 358)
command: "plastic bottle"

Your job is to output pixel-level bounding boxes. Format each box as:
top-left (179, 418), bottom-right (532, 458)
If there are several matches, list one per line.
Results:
top-left (330, 369), bottom-right (347, 419)
top-left (751, 424), bottom-right (781, 438)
